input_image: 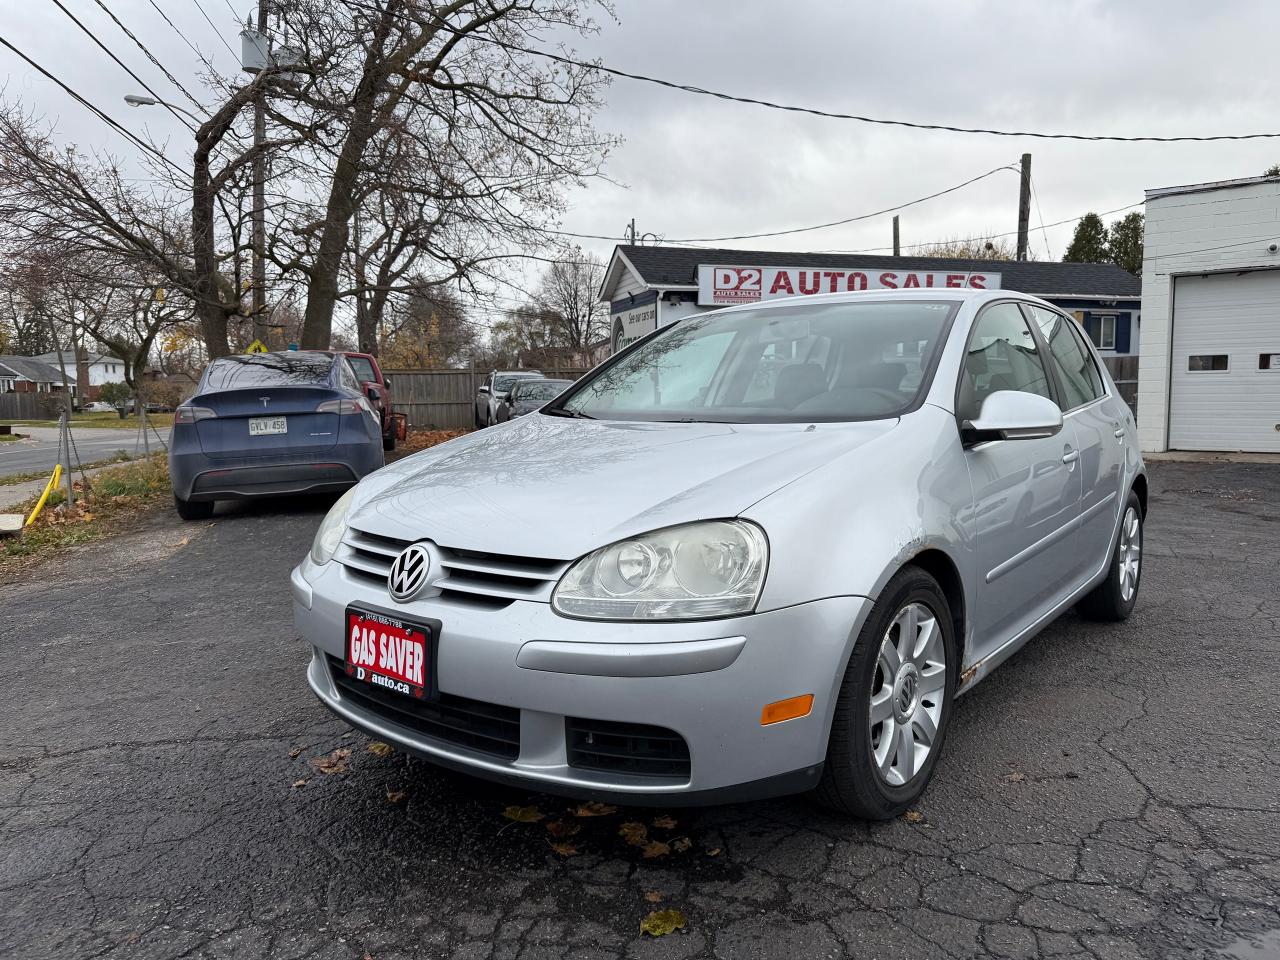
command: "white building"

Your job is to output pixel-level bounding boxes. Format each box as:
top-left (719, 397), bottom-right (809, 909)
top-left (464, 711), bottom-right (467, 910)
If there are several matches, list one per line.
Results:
top-left (36, 351), bottom-right (127, 389)
top-left (1137, 175), bottom-right (1280, 453)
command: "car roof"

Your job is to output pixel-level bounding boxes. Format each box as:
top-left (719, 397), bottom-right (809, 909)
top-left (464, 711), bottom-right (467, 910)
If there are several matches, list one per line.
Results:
top-left (704, 287), bottom-right (1029, 316)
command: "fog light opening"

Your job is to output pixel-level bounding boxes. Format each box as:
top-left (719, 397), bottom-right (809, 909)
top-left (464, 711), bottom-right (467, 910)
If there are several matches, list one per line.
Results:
top-left (761, 694), bottom-right (814, 726)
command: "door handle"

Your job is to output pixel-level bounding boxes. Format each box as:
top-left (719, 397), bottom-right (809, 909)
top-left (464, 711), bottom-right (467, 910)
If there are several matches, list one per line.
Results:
top-left (1114, 428), bottom-right (1126, 439)
top-left (1062, 449), bottom-right (1080, 465)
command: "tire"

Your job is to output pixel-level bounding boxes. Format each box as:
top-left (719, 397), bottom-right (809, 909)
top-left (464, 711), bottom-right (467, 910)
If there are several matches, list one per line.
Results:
top-left (383, 433), bottom-right (396, 451)
top-left (815, 566), bottom-right (956, 819)
top-left (174, 494), bottom-right (214, 521)
top-left (1077, 490), bottom-right (1143, 622)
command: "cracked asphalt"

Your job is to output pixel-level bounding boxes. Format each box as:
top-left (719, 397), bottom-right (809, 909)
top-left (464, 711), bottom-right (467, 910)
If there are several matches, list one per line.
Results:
top-left (1, 460), bottom-right (1277, 960)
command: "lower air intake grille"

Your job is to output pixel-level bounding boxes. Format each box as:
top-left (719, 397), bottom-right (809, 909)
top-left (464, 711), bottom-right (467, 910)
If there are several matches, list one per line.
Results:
top-left (328, 656), bottom-right (520, 760)
top-left (566, 717), bottom-right (691, 779)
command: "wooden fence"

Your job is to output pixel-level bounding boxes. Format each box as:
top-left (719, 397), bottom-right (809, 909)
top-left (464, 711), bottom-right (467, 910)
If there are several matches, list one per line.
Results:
top-left (1101, 356), bottom-right (1138, 416)
top-left (386, 369), bottom-right (588, 429)
top-left (388, 356), bottom-right (1142, 430)
top-left (0, 392), bottom-right (49, 421)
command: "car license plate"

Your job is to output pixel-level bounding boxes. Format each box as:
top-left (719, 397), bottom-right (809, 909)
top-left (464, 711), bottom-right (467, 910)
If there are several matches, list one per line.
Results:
top-left (249, 416), bottom-right (287, 436)
top-left (344, 608), bottom-right (430, 699)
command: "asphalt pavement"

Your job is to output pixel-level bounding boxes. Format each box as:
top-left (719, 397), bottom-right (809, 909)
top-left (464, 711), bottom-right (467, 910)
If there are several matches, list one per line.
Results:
top-left (0, 425), bottom-right (164, 476)
top-left (0, 462), bottom-right (1277, 960)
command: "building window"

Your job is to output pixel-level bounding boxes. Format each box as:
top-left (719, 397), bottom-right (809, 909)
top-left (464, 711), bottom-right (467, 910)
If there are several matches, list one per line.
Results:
top-left (1188, 354), bottom-right (1229, 372)
top-left (1096, 315), bottom-right (1116, 350)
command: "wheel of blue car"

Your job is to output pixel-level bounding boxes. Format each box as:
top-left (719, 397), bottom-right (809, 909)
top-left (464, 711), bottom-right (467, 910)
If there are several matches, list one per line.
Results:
top-left (815, 566), bottom-right (955, 820)
top-left (173, 494), bottom-right (214, 521)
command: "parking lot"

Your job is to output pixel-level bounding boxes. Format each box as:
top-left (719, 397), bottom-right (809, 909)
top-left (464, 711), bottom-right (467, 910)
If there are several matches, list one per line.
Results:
top-left (1, 460), bottom-right (1277, 960)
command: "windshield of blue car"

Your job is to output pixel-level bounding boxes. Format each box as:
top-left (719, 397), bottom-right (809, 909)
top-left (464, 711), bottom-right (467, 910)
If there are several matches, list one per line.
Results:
top-left (202, 354), bottom-right (333, 390)
top-left (555, 300), bottom-right (958, 423)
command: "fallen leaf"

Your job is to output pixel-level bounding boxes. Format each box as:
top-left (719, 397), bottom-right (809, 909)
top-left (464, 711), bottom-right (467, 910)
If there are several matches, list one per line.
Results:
top-left (641, 840), bottom-right (670, 859)
top-left (651, 815), bottom-right (677, 830)
top-left (177, 536), bottom-right (190, 547)
top-left (903, 810), bottom-right (925, 824)
top-left (291, 779), bottom-right (307, 789)
top-left (503, 805), bottom-right (545, 823)
top-left (640, 908), bottom-right (686, 937)
top-left (573, 801), bottom-right (617, 818)
top-left (705, 847), bottom-right (722, 857)
top-left (386, 789), bottom-right (408, 806)
top-left (671, 836), bottom-right (692, 853)
top-left (367, 742), bottom-right (394, 758)
top-left (310, 748), bottom-right (351, 775)
top-left (618, 821), bottom-right (648, 846)
top-left (549, 842), bottom-right (578, 857)
top-left (644, 891), bottom-right (663, 903)
top-left (546, 820), bottom-right (581, 839)
top-left (1004, 770), bottom-right (1027, 783)
top-left (288, 747), bottom-right (303, 759)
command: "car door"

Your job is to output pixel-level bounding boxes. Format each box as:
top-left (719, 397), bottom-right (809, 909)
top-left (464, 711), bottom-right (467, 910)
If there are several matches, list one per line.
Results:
top-left (959, 302), bottom-right (1084, 658)
top-left (1025, 304), bottom-right (1128, 579)
top-left (476, 372), bottom-right (493, 422)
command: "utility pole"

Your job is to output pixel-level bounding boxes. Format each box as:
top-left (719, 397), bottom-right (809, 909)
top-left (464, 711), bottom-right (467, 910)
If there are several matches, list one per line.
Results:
top-left (251, 0), bottom-right (269, 345)
top-left (892, 215), bottom-right (900, 257)
top-left (626, 218), bottom-right (636, 244)
top-left (1016, 153), bottom-right (1032, 262)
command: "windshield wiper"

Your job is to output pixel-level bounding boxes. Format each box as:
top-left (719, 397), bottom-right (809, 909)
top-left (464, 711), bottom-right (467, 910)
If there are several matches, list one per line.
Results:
top-left (542, 406), bottom-right (596, 419)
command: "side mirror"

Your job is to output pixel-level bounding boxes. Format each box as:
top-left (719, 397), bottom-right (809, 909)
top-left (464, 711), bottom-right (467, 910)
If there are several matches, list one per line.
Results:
top-left (961, 390), bottom-right (1063, 445)
top-left (382, 375), bottom-right (392, 390)
top-left (362, 382), bottom-right (379, 400)
top-left (478, 385), bottom-right (490, 394)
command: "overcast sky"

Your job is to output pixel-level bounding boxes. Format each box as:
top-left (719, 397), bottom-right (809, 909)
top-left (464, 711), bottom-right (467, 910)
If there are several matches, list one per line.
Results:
top-left (4, 0), bottom-right (1280, 321)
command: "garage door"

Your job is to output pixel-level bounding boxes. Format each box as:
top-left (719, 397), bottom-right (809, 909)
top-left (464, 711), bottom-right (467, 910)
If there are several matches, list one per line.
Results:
top-left (1169, 270), bottom-right (1280, 452)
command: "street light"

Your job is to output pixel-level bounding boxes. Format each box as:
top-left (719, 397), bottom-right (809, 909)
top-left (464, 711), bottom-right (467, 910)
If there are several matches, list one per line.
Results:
top-left (123, 94), bottom-right (201, 125)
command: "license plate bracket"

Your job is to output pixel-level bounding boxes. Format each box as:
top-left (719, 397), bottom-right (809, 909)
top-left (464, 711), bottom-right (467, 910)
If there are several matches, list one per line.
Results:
top-left (343, 606), bottom-right (440, 701)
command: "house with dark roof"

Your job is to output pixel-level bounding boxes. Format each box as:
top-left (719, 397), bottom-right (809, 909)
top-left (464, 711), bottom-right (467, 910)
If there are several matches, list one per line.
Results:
top-left (600, 245), bottom-right (1140, 356)
top-left (0, 355), bottom-right (72, 395)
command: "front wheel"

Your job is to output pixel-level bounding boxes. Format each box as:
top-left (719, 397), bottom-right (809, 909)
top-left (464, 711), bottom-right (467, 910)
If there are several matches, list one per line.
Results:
top-left (815, 566), bottom-right (955, 819)
top-left (1077, 490), bottom-right (1143, 622)
top-left (174, 494), bottom-right (214, 521)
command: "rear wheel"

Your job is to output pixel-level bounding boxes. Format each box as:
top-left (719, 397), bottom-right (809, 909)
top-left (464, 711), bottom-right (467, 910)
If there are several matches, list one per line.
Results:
top-left (382, 431), bottom-right (396, 451)
top-left (815, 566), bottom-right (955, 819)
top-left (174, 495), bottom-right (214, 521)
top-left (1077, 490), bottom-right (1143, 621)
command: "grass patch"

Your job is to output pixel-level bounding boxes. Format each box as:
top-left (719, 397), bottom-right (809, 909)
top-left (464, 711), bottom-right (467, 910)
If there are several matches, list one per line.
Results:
top-left (3, 412), bottom-right (174, 430)
top-left (0, 433), bottom-right (21, 442)
top-left (0, 450), bottom-right (135, 487)
top-left (0, 455), bottom-right (171, 566)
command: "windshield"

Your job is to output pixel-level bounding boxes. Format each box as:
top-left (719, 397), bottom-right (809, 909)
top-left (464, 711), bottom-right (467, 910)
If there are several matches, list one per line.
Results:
top-left (559, 300), bottom-right (957, 423)
top-left (494, 374), bottom-right (536, 392)
top-left (516, 381), bottom-right (571, 403)
top-left (202, 354), bottom-right (333, 390)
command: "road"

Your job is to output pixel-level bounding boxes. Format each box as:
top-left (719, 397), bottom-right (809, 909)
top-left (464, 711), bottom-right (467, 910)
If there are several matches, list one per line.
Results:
top-left (0, 462), bottom-right (1277, 960)
top-left (0, 425), bottom-right (166, 476)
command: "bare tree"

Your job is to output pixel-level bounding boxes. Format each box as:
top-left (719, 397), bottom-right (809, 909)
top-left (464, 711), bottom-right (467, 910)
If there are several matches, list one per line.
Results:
top-left (535, 246), bottom-right (605, 358)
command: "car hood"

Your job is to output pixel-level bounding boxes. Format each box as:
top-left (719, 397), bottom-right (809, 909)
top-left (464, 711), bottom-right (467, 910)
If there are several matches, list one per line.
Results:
top-left (349, 414), bottom-right (897, 559)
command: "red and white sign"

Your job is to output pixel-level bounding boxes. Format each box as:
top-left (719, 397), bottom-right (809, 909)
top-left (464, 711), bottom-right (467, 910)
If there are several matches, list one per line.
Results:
top-left (346, 609), bottom-right (428, 697)
top-left (697, 265), bottom-right (1001, 306)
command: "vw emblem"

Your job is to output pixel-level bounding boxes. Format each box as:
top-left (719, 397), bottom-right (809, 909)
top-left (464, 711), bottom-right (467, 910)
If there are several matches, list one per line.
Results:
top-left (387, 543), bottom-right (431, 603)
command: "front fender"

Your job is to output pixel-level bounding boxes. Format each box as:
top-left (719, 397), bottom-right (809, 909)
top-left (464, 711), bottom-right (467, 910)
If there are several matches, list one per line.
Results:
top-left (743, 405), bottom-right (977, 651)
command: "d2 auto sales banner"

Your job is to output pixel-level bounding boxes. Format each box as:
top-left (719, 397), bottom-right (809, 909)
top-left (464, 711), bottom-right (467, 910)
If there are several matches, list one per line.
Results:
top-left (697, 265), bottom-right (1001, 306)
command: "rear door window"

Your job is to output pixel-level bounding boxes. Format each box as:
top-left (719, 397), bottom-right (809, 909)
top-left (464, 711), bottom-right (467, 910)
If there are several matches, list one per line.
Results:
top-left (1027, 306), bottom-right (1105, 409)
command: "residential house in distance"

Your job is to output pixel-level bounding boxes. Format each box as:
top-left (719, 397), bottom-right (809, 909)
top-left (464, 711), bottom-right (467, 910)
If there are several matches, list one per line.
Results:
top-left (0, 355), bottom-right (72, 394)
top-left (35, 350), bottom-right (127, 401)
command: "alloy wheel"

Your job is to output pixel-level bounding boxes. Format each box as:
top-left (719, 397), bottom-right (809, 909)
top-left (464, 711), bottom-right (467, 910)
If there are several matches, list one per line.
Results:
top-left (1118, 506), bottom-right (1142, 602)
top-left (869, 602), bottom-right (947, 787)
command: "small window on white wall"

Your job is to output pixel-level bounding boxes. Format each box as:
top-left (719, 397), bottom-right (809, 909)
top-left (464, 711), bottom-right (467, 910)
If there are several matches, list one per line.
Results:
top-left (1098, 315), bottom-right (1116, 350)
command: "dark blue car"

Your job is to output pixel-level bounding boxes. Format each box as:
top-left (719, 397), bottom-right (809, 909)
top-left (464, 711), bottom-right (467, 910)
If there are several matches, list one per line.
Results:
top-left (169, 352), bottom-right (385, 520)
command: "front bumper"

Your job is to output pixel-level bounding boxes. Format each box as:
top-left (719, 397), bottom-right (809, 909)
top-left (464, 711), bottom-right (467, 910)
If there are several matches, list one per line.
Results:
top-left (294, 557), bottom-right (872, 803)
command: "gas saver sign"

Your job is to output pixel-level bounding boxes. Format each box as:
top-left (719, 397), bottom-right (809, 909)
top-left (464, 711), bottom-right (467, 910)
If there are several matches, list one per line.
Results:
top-left (697, 265), bottom-right (1001, 306)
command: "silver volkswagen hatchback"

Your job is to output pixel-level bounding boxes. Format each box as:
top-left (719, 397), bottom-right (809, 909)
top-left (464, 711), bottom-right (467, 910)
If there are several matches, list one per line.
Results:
top-left (292, 289), bottom-right (1146, 818)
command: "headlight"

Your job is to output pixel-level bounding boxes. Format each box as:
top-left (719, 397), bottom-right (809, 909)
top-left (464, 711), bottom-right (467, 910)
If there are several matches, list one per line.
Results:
top-left (310, 486), bottom-right (358, 565)
top-left (552, 520), bottom-right (768, 621)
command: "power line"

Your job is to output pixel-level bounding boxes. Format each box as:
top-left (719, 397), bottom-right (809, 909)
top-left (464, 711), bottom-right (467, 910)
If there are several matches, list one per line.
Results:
top-left (1029, 173), bottom-right (1053, 260)
top-left (146, 0), bottom-right (214, 67)
top-left (339, 0), bottom-right (1280, 143)
top-left (51, 0), bottom-right (197, 133)
top-left (0, 33), bottom-right (189, 180)
top-left (90, 0), bottom-right (208, 117)
top-left (191, 0), bottom-right (240, 58)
